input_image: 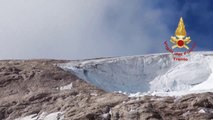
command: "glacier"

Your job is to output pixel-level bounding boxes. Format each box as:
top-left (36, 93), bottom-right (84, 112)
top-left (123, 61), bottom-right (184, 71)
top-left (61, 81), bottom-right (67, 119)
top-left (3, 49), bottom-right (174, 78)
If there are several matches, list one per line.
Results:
top-left (60, 52), bottom-right (213, 96)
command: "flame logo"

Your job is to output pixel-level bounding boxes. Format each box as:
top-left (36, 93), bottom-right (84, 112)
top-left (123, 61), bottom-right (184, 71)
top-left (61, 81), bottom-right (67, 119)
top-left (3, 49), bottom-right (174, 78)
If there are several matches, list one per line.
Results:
top-left (170, 17), bottom-right (191, 49)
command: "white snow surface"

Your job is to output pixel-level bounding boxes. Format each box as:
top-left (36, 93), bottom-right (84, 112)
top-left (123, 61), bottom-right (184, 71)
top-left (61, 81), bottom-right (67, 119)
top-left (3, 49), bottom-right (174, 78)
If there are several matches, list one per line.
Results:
top-left (60, 52), bottom-right (213, 96)
top-left (60, 82), bottom-right (73, 90)
top-left (15, 112), bottom-right (64, 120)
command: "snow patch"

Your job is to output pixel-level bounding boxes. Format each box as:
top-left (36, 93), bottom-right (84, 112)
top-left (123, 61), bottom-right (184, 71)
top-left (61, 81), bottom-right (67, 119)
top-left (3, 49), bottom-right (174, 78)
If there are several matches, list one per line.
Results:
top-left (198, 109), bottom-right (206, 113)
top-left (14, 114), bottom-right (37, 120)
top-left (90, 93), bottom-right (98, 96)
top-left (101, 113), bottom-right (110, 119)
top-left (15, 112), bottom-right (64, 120)
top-left (60, 83), bottom-right (73, 90)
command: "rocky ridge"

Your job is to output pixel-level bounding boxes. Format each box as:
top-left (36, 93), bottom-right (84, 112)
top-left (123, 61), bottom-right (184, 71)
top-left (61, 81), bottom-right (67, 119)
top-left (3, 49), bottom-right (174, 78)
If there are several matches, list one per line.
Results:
top-left (0, 60), bottom-right (213, 120)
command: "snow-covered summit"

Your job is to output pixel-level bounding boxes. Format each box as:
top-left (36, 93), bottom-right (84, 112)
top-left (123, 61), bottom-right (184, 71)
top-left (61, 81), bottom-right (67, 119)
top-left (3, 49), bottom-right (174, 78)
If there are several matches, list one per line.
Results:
top-left (61, 52), bottom-right (213, 96)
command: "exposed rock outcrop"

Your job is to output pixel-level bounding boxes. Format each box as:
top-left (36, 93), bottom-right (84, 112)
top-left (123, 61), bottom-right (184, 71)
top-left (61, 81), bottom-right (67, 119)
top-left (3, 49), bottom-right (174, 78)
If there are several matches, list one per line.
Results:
top-left (0, 60), bottom-right (213, 120)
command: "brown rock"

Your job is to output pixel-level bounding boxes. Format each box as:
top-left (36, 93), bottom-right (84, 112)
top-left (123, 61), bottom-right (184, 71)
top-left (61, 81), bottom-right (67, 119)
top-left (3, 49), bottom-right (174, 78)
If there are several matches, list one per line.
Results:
top-left (1, 60), bottom-right (213, 120)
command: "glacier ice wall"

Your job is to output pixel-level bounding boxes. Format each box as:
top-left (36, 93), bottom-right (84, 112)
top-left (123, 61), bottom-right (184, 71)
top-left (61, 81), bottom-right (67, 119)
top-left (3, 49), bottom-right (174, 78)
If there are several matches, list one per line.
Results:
top-left (61, 52), bottom-right (213, 95)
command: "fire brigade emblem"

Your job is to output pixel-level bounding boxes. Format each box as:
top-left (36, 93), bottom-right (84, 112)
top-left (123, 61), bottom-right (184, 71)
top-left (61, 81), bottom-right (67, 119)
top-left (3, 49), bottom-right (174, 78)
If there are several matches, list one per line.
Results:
top-left (170, 17), bottom-right (191, 49)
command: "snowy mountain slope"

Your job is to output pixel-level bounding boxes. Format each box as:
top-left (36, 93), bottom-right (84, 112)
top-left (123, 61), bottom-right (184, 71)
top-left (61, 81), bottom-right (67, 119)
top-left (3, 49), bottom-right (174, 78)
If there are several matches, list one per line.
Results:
top-left (61, 52), bottom-right (213, 96)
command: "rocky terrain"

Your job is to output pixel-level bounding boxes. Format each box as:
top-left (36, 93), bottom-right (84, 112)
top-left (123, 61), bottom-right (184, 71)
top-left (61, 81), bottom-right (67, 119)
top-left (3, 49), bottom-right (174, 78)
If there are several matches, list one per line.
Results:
top-left (0, 60), bottom-right (213, 120)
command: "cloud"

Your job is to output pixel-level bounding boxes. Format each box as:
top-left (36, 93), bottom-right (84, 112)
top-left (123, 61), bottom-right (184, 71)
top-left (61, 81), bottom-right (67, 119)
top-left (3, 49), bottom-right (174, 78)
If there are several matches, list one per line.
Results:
top-left (0, 0), bottom-right (172, 59)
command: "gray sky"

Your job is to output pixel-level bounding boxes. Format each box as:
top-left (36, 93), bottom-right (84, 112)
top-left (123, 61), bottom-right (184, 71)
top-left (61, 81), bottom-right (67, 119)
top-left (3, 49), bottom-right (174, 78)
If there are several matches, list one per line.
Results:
top-left (0, 0), bottom-right (171, 59)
